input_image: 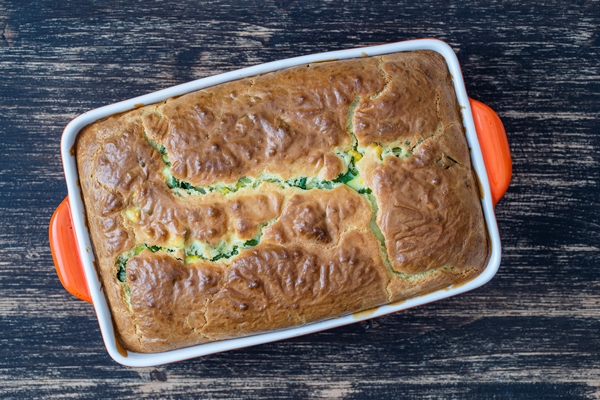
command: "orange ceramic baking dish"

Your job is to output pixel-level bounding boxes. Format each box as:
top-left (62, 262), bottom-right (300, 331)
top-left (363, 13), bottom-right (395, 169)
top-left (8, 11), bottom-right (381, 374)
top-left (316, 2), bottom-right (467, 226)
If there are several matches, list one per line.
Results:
top-left (50, 39), bottom-right (511, 366)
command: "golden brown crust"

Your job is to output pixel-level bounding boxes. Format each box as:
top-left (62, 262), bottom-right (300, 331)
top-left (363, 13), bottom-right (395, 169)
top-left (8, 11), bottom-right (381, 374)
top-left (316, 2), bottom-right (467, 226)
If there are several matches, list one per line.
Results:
top-left (76, 50), bottom-right (489, 353)
top-left (125, 252), bottom-right (222, 352)
top-left (386, 265), bottom-right (483, 304)
top-left (262, 186), bottom-right (372, 247)
top-left (354, 52), bottom-right (455, 149)
top-left (360, 124), bottom-right (489, 275)
top-left (145, 57), bottom-right (386, 185)
top-left (202, 230), bottom-right (389, 341)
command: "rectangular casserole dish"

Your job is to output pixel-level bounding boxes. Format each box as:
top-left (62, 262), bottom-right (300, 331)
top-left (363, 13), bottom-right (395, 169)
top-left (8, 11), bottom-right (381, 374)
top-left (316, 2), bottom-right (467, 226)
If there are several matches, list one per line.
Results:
top-left (50, 39), bottom-right (511, 367)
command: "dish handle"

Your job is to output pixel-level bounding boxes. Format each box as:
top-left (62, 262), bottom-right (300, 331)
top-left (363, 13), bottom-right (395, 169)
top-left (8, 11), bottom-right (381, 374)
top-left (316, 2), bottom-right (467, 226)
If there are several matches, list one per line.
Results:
top-left (469, 98), bottom-right (512, 206)
top-left (49, 197), bottom-right (92, 303)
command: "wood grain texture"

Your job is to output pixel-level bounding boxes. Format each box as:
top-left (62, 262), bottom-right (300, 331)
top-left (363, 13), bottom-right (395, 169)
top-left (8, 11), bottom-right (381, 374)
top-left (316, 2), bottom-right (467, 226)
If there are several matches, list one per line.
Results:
top-left (0, 0), bottom-right (599, 398)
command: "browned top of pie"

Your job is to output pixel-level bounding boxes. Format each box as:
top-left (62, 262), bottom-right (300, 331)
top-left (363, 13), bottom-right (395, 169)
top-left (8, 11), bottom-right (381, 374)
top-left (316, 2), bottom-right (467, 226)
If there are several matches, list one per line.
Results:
top-left (76, 50), bottom-right (489, 353)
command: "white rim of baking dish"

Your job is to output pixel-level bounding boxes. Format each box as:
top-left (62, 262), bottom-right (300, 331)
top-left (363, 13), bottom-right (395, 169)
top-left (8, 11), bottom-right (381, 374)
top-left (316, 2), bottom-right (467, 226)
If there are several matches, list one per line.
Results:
top-left (61, 38), bottom-right (501, 367)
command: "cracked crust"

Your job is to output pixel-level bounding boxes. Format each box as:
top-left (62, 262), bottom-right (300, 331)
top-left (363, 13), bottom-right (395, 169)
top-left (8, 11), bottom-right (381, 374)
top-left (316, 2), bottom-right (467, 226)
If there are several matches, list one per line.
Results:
top-left (76, 50), bottom-right (489, 353)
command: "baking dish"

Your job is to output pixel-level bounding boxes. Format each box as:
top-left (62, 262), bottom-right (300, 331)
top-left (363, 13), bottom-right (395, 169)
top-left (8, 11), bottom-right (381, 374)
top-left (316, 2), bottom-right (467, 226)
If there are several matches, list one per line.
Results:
top-left (49, 39), bottom-right (511, 367)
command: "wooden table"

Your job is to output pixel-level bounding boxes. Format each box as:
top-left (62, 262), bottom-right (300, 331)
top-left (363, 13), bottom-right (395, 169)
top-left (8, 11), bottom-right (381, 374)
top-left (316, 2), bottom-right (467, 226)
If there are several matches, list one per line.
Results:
top-left (1, 1), bottom-right (598, 398)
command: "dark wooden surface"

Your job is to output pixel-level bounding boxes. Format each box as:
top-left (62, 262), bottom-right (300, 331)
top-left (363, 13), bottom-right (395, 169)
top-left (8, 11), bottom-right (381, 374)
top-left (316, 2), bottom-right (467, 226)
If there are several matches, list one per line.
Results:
top-left (1, 0), bottom-right (599, 398)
